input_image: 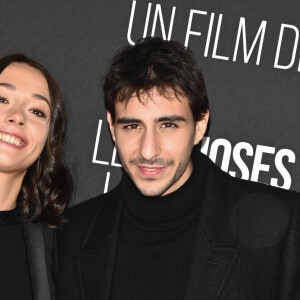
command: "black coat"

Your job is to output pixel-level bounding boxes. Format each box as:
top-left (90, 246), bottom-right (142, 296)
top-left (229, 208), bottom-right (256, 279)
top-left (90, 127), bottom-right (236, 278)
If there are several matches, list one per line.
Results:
top-left (56, 153), bottom-right (300, 299)
top-left (22, 222), bottom-right (55, 300)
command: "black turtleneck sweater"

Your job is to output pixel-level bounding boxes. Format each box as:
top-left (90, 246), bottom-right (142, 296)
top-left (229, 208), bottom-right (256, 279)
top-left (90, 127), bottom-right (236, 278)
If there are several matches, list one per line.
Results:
top-left (111, 149), bottom-right (206, 300)
top-left (0, 208), bottom-right (32, 300)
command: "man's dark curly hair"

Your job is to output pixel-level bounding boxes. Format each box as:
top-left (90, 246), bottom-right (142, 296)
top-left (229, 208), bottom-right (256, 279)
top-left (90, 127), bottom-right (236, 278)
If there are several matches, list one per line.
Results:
top-left (0, 54), bottom-right (71, 228)
top-left (103, 37), bottom-right (209, 122)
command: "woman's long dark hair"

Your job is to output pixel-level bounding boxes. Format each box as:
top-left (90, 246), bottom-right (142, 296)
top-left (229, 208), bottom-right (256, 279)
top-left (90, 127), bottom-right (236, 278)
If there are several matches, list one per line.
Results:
top-left (0, 54), bottom-right (71, 228)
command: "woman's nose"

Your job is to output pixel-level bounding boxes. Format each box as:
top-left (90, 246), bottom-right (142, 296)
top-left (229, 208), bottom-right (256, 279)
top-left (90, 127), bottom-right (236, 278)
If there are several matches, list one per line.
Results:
top-left (6, 107), bottom-right (25, 126)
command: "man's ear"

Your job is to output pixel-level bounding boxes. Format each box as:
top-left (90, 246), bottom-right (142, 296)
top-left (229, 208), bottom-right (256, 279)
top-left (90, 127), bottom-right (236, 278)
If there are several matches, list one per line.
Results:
top-left (194, 110), bottom-right (209, 145)
top-left (107, 111), bottom-right (116, 142)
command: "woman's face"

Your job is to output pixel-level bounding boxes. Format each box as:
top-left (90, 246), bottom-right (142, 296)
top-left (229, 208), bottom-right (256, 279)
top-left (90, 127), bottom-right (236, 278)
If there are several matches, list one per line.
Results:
top-left (0, 62), bottom-right (51, 175)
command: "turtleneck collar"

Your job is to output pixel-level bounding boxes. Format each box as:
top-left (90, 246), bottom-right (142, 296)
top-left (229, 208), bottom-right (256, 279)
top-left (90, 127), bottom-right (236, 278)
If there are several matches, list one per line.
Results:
top-left (120, 147), bottom-right (207, 229)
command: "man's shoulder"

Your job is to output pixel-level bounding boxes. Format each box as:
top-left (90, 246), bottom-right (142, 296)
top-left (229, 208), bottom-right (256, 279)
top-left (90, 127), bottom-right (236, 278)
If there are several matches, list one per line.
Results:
top-left (58, 185), bottom-right (121, 243)
top-left (66, 194), bottom-right (107, 220)
top-left (203, 152), bottom-right (298, 207)
top-left (203, 160), bottom-right (300, 248)
top-left (224, 171), bottom-right (299, 247)
top-left (66, 186), bottom-right (118, 219)
top-left (57, 185), bottom-right (122, 260)
top-left (204, 155), bottom-right (299, 237)
top-left (228, 172), bottom-right (299, 205)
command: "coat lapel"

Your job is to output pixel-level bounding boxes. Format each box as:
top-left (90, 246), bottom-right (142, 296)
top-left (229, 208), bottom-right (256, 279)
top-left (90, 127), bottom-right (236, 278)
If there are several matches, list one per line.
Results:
top-left (184, 223), bottom-right (239, 300)
top-left (78, 196), bottom-right (122, 300)
top-left (23, 221), bottom-right (51, 300)
top-left (185, 154), bottom-right (239, 299)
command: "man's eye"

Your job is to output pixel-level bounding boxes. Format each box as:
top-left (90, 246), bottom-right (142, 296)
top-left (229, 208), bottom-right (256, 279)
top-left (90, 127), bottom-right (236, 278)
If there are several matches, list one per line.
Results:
top-left (162, 122), bottom-right (178, 129)
top-left (123, 124), bottom-right (140, 130)
top-left (0, 96), bottom-right (8, 103)
top-left (30, 108), bottom-right (47, 118)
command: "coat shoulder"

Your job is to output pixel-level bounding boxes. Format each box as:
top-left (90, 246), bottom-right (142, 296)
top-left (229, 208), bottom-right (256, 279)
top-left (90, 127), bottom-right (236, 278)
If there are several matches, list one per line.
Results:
top-left (224, 170), bottom-right (300, 248)
top-left (229, 172), bottom-right (298, 200)
top-left (201, 154), bottom-right (300, 248)
top-left (227, 171), bottom-right (299, 215)
top-left (57, 185), bottom-right (121, 258)
top-left (65, 186), bottom-right (121, 228)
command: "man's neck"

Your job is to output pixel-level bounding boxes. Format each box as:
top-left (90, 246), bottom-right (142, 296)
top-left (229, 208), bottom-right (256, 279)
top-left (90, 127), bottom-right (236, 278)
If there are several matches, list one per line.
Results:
top-left (120, 150), bottom-right (205, 226)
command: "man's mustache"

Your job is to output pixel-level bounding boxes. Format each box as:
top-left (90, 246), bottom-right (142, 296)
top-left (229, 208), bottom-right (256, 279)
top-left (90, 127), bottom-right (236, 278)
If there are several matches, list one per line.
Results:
top-left (129, 157), bottom-right (174, 166)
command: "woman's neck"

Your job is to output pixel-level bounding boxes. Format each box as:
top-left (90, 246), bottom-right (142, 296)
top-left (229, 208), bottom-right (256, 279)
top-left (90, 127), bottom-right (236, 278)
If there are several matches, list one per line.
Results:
top-left (0, 171), bottom-right (26, 210)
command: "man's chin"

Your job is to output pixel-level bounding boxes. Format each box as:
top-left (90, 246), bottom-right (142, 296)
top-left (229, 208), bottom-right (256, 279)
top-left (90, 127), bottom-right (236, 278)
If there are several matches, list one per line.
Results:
top-left (138, 189), bottom-right (164, 197)
top-left (136, 181), bottom-right (170, 197)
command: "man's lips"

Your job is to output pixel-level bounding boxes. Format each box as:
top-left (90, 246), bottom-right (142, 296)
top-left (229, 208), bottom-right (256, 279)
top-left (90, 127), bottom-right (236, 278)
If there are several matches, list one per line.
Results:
top-left (138, 165), bottom-right (166, 176)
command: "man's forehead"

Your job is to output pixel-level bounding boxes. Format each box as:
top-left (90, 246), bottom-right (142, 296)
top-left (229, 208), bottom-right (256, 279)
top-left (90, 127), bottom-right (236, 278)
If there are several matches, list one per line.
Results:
top-left (133, 88), bottom-right (178, 100)
top-left (116, 87), bottom-right (187, 109)
top-left (116, 95), bottom-right (186, 112)
top-left (114, 92), bottom-right (194, 124)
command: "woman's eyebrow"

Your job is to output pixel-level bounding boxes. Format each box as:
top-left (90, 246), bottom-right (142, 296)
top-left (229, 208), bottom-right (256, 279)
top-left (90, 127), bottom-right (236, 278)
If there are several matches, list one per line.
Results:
top-left (0, 82), bottom-right (50, 107)
top-left (32, 93), bottom-right (50, 107)
top-left (0, 82), bottom-right (16, 90)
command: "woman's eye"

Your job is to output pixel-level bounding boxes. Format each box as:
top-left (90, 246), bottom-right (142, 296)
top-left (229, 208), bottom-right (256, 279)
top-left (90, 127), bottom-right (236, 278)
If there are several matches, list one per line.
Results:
top-left (162, 122), bottom-right (177, 129)
top-left (30, 108), bottom-right (47, 118)
top-left (0, 96), bottom-right (8, 103)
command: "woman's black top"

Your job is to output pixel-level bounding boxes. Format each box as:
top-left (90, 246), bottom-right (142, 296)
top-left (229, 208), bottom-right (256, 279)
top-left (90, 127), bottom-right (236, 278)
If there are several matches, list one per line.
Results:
top-left (0, 208), bottom-right (32, 300)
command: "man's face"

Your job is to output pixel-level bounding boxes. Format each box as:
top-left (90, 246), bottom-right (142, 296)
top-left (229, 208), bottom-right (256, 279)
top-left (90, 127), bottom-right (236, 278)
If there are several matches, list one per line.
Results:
top-left (107, 88), bottom-right (208, 196)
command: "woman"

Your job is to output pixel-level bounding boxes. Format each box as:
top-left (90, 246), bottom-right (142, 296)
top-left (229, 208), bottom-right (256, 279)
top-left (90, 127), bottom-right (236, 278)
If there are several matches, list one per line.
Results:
top-left (0, 54), bottom-right (70, 300)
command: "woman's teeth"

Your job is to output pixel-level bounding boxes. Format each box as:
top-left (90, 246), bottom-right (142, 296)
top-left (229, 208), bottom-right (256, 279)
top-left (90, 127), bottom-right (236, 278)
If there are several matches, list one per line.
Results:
top-left (0, 133), bottom-right (22, 146)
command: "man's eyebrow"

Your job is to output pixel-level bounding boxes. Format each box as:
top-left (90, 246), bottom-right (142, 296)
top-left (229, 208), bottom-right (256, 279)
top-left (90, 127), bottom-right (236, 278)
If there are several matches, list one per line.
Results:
top-left (32, 93), bottom-right (51, 107)
top-left (116, 116), bottom-right (187, 124)
top-left (0, 82), bottom-right (16, 90)
top-left (156, 115), bottom-right (186, 122)
top-left (117, 117), bottom-right (142, 124)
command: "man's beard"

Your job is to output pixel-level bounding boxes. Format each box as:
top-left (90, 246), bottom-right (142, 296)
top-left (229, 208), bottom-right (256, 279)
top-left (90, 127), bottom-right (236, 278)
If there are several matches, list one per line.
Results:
top-left (127, 154), bottom-right (191, 196)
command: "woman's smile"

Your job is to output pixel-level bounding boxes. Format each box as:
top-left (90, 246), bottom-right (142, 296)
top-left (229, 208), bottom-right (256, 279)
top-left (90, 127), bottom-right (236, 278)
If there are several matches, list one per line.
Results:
top-left (0, 131), bottom-right (26, 147)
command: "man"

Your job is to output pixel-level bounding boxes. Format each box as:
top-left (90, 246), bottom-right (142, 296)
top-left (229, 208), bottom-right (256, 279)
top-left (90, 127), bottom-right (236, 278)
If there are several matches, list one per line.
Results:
top-left (56, 37), bottom-right (300, 299)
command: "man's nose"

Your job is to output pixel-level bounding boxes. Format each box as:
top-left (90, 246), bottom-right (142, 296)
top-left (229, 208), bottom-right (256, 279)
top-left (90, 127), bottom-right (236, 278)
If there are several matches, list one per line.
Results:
top-left (140, 129), bottom-right (161, 161)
